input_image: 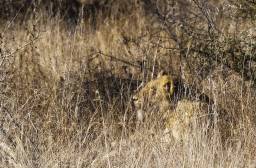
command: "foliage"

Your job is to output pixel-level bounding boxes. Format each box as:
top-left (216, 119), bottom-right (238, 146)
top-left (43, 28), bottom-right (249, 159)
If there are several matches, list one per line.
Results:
top-left (1, 0), bottom-right (256, 167)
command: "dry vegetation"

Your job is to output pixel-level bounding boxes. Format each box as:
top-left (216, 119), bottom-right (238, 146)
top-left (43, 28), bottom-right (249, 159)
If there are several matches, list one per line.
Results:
top-left (1, 0), bottom-right (256, 167)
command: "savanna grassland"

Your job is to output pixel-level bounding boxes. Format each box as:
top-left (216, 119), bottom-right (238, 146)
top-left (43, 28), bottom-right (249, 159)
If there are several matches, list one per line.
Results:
top-left (1, 0), bottom-right (256, 167)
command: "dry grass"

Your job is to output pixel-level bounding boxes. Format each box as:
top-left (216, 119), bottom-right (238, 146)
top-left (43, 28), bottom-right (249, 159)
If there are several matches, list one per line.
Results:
top-left (1, 0), bottom-right (256, 167)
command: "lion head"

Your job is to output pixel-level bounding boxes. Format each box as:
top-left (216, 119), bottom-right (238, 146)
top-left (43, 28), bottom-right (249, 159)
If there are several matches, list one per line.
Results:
top-left (132, 74), bottom-right (175, 122)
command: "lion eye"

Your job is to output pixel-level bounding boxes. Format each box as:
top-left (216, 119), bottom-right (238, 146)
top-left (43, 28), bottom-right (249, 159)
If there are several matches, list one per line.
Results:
top-left (164, 82), bottom-right (171, 92)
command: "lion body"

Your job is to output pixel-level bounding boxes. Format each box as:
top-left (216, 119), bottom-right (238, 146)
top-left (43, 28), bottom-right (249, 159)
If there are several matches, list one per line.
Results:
top-left (164, 99), bottom-right (211, 141)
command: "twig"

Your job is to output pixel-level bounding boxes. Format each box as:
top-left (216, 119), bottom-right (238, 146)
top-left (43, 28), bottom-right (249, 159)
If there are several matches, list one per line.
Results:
top-left (98, 51), bottom-right (141, 68)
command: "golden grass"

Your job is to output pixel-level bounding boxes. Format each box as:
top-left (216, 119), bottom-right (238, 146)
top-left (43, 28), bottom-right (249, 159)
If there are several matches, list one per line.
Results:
top-left (1, 1), bottom-right (256, 167)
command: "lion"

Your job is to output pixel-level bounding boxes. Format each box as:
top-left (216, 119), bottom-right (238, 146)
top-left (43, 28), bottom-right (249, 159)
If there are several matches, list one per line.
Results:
top-left (132, 73), bottom-right (229, 143)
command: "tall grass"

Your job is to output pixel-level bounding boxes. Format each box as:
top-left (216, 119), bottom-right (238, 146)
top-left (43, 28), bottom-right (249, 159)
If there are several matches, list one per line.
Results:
top-left (0, 0), bottom-right (256, 167)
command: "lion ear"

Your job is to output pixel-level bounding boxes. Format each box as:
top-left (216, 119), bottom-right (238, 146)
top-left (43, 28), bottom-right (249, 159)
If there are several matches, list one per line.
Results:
top-left (157, 70), bottom-right (166, 78)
